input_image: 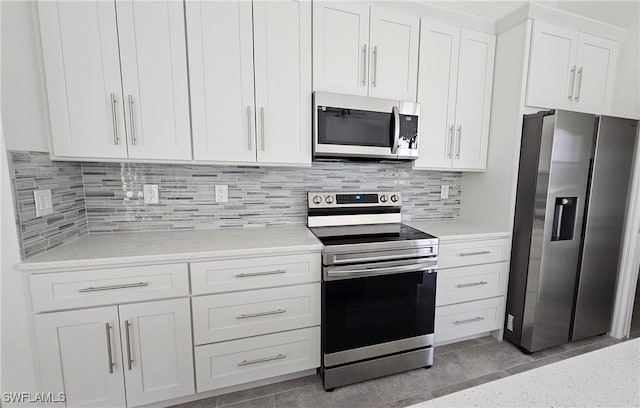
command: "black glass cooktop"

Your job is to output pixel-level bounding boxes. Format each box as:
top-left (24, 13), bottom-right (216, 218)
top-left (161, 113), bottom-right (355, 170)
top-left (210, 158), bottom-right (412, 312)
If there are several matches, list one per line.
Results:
top-left (309, 223), bottom-right (437, 246)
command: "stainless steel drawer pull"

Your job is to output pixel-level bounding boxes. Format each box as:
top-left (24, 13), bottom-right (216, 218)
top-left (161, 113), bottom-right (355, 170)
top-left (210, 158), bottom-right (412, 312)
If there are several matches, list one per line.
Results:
top-left (236, 309), bottom-right (286, 319)
top-left (361, 44), bottom-right (367, 86)
top-left (105, 323), bottom-right (115, 374)
top-left (128, 95), bottom-right (137, 145)
top-left (455, 125), bottom-right (462, 159)
top-left (110, 93), bottom-right (120, 145)
top-left (454, 316), bottom-right (485, 325)
top-left (447, 125), bottom-right (454, 158)
top-left (458, 250), bottom-right (490, 257)
top-left (125, 320), bottom-right (133, 370)
top-left (575, 66), bottom-right (583, 102)
top-left (246, 105), bottom-right (253, 150)
top-left (372, 46), bottom-right (378, 87)
top-left (79, 282), bottom-right (149, 293)
top-left (235, 270), bottom-right (286, 278)
top-left (568, 65), bottom-right (576, 100)
top-left (456, 281), bottom-right (488, 288)
top-left (238, 353), bottom-right (286, 366)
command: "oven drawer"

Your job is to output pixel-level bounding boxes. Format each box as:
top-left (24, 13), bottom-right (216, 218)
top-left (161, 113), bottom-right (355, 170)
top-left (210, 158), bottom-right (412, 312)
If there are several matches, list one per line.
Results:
top-left (438, 238), bottom-right (510, 269)
top-left (29, 263), bottom-right (189, 313)
top-left (194, 327), bottom-right (320, 392)
top-left (190, 253), bottom-right (320, 295)
top-left (435, 297), bottom-right (504, 344)
top-left (436, 262), bottom-right (508, 307)
top-left (192, 283), bottom-right (320, 345)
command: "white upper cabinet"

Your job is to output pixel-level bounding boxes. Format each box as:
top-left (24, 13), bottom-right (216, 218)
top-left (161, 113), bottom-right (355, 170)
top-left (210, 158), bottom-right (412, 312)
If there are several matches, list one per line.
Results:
top-left (38, 1), bottom-right (127, 159)
top-left (35, 306), bottom-right (126, 407)
top-left (252, 1), bottom-right (312, 165)
top-left (187, 0), bottom-right (311, 165)
top-left (526, 21), bottom-right (618, 114)
top-left (368, 6), bottom-right (420, 101)
top-left (116, 1), bottom-right (191, 161)
top-left (186, 0), bottom-right (256, 163)
top-left (453, 29), bottom-right (495, 170)
top-left (415, 21), bottom-right (495, 171)
top-left (313, 2), bottom-right (419, 101)
top-left (38, 1), bottom-right (191, 160)
top-left (313, 2), bottom-right (370, 96)
top-left (119, 298), bottom-right (194, 407)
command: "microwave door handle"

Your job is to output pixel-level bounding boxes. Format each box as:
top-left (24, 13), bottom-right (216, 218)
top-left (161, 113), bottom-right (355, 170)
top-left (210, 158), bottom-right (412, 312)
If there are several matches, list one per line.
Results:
top-left (391, 106), bottom-right (400, 154)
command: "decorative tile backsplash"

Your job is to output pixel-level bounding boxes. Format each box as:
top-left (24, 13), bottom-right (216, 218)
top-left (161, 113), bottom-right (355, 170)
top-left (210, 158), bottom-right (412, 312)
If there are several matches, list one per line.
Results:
top-left (8, 151), bottom-right (461, 258)
top-left (7, 151), bottom-right (87, 259)
top-left (82, 160), bottom-right (460, 232)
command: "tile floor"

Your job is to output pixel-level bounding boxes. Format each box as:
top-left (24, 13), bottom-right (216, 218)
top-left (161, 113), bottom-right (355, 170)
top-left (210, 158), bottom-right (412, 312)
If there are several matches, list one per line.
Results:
top-left (171, 333), bottom-right (633, 408)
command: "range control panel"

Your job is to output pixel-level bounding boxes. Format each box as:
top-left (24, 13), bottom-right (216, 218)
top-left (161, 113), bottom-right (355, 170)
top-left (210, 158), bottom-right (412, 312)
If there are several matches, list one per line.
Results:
top-left (307, 191), bottom-right (402, 208)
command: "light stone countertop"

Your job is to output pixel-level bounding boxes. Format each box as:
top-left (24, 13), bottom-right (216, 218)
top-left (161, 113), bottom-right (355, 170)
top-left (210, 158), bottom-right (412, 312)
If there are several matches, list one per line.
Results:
top-left (414, 338), bottom-right (640, 408)
top-left (408, 219), bottom-right (511, 243)
top-left (18, 225), bottom-right (322, 272)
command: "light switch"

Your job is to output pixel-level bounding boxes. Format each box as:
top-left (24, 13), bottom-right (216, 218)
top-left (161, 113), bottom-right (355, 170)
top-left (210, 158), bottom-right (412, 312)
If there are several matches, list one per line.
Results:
top-left (143, 184), bottom-right (159, 204)
top-left (215, 185), bottom-right (228, 203)
top-left (440, 185), bottom-right (450, 199)
top-left (34, 189), bottom-right (53, 217)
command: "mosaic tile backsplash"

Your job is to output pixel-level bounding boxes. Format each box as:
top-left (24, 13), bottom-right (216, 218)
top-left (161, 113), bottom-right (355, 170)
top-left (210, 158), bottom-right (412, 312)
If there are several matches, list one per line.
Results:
top-left (82, 160), bottom-right (460, 232)
top-left (8, 151), bottom-right (461, 258)
top-left (8, 151), bottom-right (87, 259)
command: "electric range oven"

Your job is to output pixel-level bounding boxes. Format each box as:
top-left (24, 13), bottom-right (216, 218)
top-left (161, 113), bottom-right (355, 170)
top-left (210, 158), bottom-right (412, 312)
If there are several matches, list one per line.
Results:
top-left (307, 191), bottom-right (438, 390)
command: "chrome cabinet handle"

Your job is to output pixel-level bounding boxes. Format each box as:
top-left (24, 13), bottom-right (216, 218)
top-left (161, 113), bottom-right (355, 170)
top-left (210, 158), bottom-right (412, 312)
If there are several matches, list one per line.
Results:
top-left (128, 95), bottom-right (137, 145)
top-left (246, 106), bottom-right (253, 150)
top-left (110, 93), bottom-right (120, 145)
top-left (575, 67), bottom-right (583, 102)
top-left (105, 323), bottom-right (115, 374)
top-left (454, 317), bottom-right (484, 325)
top-left (238, 354), bottom-right (286, 366)
top-left (125, 320), bottom-right (133, 370)
top-left (372, 46), bottom-right (378, 87)
top-left (236, 309), bottom-right (286, 319)
top-left (260, 107), bottom-right (265, 151)
top-left (456, 281), bottom-right (488, 288)
top-left (361, 44), bottom-right (367, 86)
top-left (458, 250), bottom-right (490, 257)
top-left (79, 282), bottom-right (149, 293)
top-left (391, 106), bottom-right (400, 154)
top-left (447, 125), bottom-right (454, 158)
top-left (568, 65), bottom-right (576, 100)
top-left (236, 270), bottom-right (286, 278)
top-left (455, 125), bottom-right (462, 158)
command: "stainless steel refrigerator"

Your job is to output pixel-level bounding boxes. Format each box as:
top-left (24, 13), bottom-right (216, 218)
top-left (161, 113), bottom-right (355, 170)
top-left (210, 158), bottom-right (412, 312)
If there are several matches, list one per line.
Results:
top-left (505, 110), bottom-right (638, 353)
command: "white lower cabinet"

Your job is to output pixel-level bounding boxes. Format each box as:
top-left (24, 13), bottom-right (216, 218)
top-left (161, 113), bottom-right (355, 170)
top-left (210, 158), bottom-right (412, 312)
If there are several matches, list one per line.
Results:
top-left (435, 297), bottom-right (504, 344)
top-left (195, 327), bottom-right (321, 392)
top-left (34, 299), bottom-right (194, 407)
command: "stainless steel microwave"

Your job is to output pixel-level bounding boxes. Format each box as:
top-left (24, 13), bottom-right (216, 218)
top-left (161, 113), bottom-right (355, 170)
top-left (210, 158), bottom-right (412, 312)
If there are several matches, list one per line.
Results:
top-left (313, 92), bottom-right (420, 160)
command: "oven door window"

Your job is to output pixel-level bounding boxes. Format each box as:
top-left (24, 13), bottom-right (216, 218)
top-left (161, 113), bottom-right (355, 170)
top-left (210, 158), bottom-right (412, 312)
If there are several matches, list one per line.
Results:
top-left (323, 271), bottom-right (436, 354)
top-left (317, 107), bottom-right (392, 147)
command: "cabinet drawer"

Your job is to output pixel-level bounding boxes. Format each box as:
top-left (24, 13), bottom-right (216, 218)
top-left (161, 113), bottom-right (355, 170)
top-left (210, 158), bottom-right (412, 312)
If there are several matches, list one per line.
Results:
top-left (194, 327), bottom-right (320, 392)
top-left (435, 297), bottom-right (504, 344)
top-left (438, 238), bottom-right (510, 269)
top-left (29, 264), bottom-right (189, 313)
top-left (193, 284), bottom-right (320, 345)
top-left (190, 253), bottom-right (320, 295)
top-left (436, 262), bottom-right (508, 307)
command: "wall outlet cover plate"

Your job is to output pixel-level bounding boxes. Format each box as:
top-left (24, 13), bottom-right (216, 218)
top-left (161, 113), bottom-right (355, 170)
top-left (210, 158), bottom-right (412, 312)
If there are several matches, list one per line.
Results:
top-left (143, 184), bottom-right (159, 204)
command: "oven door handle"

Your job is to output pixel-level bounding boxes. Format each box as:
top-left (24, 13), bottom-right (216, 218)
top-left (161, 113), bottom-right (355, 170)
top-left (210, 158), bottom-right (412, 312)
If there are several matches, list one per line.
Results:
top-left (326, 259), bottom-right (437, 280)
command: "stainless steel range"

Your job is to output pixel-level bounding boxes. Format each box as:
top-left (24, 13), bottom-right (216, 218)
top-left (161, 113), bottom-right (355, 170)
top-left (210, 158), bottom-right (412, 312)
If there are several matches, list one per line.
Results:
top-left (307, 191), bottom-right (439, 390)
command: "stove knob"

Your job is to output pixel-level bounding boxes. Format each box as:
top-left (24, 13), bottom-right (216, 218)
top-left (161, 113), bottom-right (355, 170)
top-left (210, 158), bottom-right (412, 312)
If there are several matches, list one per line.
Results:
top-left (391, 194), bottom-right (399, 202)
top-left (325, 196), bottom-right (335, 204)
top-left (380, 195), bottom-right (388, 203)
top-left (312, 195), bottom-right (322, 205)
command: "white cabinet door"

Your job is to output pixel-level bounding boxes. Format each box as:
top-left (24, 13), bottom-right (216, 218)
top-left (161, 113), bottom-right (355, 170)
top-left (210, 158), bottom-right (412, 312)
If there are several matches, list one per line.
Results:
top-left (452, 29), bottom-right (495, 170)
top-left (117, 1), bottom-right (191, 160)
top-left (368, 6), bottom-right (420, 101)
top-left (573, 33), bottom-right (619, 114)
top-left (34, 307), bottom-right (126, 407)
top-left (38, 1), bottom-right (127, 159)
top-left (186, 0), bottom-right (256, 163)
top-left (312, 1), bottom-right (370, 96)
top-left (253, 0), bottom-right (312, 165)
top-left (414, 21), bottom-right (460, 170)
top-left (119, 298), bottom-right (194, 407)
top-left (526, 21), bottom-right (578, 110)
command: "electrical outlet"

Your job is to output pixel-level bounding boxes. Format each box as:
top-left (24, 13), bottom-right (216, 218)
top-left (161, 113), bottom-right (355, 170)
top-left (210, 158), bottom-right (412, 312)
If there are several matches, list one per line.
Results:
top-left (215, 185), bottom-right (228, 203)
top-left (34, 189), bottom-right (53, 217)
top-left (143, 184), bottom-right (159, 204)
top-left (440, 185), bottom-right (450, 199)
